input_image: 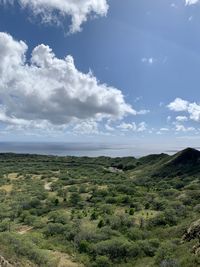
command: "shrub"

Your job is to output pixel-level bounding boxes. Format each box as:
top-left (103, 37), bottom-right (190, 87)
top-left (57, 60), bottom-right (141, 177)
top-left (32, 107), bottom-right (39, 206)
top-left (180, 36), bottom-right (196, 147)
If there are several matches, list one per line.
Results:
top-left (94, 256), bottom-right (111, 267)
top-left (155, 241), bottom-right (178, 266)
top-left (137, 239), bottom-right (160, 257)
top-left (91, 238), bottom-right (139, 260)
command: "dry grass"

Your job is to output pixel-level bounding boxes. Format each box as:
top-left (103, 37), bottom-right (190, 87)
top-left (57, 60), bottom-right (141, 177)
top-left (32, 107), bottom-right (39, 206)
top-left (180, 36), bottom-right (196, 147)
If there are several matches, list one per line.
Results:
top-left (97, 185), bottom-right (108, 190)
top-left (32, 174), bottom-right (42, 180)
top-left (44, 182), bottom-right (52, 190)
top-left (5, 173), bottom-right (18, 180)
top-left (52, 251), bottom-right (84, 267)
top-left (17, 225), bottom-right (33, 235)
top-left (0, 184), bottom-right (13, 192)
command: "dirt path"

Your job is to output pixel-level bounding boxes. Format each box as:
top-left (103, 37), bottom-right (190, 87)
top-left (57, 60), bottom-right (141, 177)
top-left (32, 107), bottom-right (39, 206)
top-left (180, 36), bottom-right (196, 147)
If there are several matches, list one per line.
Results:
top-left (17, 226), bottom-right (33, 235)
top-left (52, 251), bottom-right (84, 267)
top-left (44, 182), bottom-right (52, 190)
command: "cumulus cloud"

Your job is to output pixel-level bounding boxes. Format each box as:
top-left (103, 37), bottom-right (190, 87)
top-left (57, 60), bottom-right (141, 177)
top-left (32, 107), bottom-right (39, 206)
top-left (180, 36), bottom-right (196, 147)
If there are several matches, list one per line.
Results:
top-left (117, 122), bottom-right (137, 131)
top-left (1, 0), bottom-right (109, 33)
top-left (117, 122), bottom-right (147, 132)
top-left (105, 124), bottom-right (114, 132)
top-left (137, 122), bottom-right (147, 132)
top-left (187, 102), bottom-right (200, 121)
top-left (73, 120), bottom-right (99, 135)
top-left (167, 98), bottom-right (188, 112)
top-left (175, 124), bottom-right (195, 132)
top-left (176, 116), bottom-right (188, 122)
top-left (160, 128), bottom-right (169, 131)
top-left (185, 0), bottom-right (200, 5)
top-left (0, 32), bottom-right (135, 132)
top-left (168, 98), bottom-right (200, 122)
top-left (136, 109), bottom-right (150, 115)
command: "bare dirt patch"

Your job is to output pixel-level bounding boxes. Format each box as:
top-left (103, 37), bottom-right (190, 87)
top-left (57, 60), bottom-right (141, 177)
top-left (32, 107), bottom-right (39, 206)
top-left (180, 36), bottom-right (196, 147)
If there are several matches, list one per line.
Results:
top-left (0, 184), bottom-right (13, 192)
top-left (52, 251), bottom-right (84, 267)
top-left (44, 182), bottom-right (52, 191)
top-left (17, 225), bottom-right (33, 235)
top-left (5, 173), bottom-right (18, 180)
top-left (32, 174), bottom-right (42, 180)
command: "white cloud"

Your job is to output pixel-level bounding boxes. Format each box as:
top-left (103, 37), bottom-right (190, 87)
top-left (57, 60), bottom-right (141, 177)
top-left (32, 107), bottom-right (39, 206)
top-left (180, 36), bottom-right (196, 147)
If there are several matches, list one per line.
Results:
top-left (1, 0), bottom-right (109, 33)
top-left (141, 57), bottom-right (168, 66)
top-left (141, 57), bottom-right (156, 65)
top-left (137, 122), bottom-right (147, 132)
top-left (117, 122), bottom-right (137, 131)
top-left (73, 120), bottom-right (99, 135)
top-left (176, 116), bottom-right (188, 122)
top-left (168, 98), bottom-right (200, 122)
top-left (185, 0), bottom-right (200, 5)
top-left (187, 102), bottom-right (200, 121)
top-left (0, 32), bottom-right (135, 132)
top-left (167, 98), bottom-right (188, 111)
top-left (156, 128), bottom-right (169, 135)
top-left (136, 109), bottom-right (150, 115)
top-left (117, 122), bottom-right (147, 132)
top-left (160, 128), bottom-right (169, 131)
top-left (105, 124), bottom-right (114, 131)
top-left (175, 124), bottom-right (195, 132)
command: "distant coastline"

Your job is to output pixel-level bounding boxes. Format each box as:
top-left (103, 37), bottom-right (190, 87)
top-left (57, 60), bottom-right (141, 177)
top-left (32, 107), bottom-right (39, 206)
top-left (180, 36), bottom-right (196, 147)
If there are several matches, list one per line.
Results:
top-left (0, 142), bottom-right (190, 158)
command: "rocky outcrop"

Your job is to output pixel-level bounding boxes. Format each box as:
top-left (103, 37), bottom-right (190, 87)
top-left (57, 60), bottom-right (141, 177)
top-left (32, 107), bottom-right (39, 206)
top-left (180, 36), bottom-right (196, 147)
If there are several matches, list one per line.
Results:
top-left (183, 219), bottom-right (200, 242)
top-left (0, 255), bottom-right (13, 267)
top-left (182, 218), bottom-right (200, 254)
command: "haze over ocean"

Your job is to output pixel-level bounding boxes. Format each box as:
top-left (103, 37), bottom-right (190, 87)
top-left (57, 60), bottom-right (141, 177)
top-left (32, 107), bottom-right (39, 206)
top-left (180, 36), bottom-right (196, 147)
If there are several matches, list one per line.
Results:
top-left (0, 142), bottom-right (186, 157)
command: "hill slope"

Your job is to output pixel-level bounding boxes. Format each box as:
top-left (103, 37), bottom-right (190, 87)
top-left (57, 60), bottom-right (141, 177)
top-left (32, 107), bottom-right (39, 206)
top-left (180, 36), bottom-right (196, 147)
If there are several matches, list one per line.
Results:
top-left (151, 147), bottom-right (200, 178)
top-left (0, 149), bottom-right (199, 267)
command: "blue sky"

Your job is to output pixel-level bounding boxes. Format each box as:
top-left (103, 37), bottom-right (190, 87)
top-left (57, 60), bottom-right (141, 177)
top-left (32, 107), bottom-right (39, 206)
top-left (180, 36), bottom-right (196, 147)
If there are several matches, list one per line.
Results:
top-left (0, 0), bottom-right (200, 152)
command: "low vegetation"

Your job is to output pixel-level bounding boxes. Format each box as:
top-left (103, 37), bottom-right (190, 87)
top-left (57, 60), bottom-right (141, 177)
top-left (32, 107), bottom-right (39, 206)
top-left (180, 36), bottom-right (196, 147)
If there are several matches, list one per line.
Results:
top-left (0, 148), bottom-right (199, 266)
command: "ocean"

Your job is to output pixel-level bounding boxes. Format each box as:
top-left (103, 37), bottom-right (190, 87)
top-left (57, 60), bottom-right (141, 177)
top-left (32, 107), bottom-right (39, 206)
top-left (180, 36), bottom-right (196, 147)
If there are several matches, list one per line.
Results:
top-left (0, 142), bottom-right (173, 158)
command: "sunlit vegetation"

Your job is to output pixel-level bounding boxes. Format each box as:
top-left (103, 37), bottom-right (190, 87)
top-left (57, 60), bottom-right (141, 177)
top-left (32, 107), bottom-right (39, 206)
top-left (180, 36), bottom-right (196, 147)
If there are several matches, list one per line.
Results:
top-left (0, 149), bottom-right (200, 266)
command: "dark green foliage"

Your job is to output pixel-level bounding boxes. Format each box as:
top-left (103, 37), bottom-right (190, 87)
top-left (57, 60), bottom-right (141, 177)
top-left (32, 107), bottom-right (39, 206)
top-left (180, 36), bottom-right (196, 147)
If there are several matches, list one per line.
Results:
top-left (93, 256), bottom-right (111, 267)
top-left (91, 238), bottom-right (139, 260)
top-left (69, 192), bottom-right (81, 205)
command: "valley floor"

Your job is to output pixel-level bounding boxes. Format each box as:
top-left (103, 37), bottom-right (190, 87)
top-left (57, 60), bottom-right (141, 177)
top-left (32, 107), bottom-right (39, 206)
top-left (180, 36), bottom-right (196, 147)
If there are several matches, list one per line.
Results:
top-left (0, 151), bottom-right (199, 266)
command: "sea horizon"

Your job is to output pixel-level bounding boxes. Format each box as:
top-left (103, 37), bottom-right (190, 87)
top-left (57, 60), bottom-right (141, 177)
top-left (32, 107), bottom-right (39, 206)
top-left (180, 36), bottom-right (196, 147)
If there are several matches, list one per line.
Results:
top-left (0, 141), bottom-right (192, 158)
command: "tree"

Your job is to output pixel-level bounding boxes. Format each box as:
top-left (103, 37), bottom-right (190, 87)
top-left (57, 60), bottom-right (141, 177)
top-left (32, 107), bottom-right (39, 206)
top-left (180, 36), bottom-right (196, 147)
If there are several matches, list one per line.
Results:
top-left (98, 219), bottom-right (104, 228)
top-left (48, 211), bottom-right (69, 224)
top-left (94, 256), bottom-right (111, 267)
top-left (90, 212), bottom-right (98, 220)
top-left (70, 192), bottom-right (81, 205)
top-left (129, 208), bottom-right (135, 215)
top-left (54, 198), bottom-right (59, 206)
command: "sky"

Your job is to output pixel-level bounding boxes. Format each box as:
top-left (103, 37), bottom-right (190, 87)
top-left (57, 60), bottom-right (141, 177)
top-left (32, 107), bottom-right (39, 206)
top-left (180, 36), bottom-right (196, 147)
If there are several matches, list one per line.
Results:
top-left (0, 0), bottom-right (200, 152)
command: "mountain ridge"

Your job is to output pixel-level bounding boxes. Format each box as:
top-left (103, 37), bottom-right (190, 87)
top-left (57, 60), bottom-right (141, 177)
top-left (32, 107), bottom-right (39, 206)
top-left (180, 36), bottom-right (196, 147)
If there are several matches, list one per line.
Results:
top-left (148, 147), bottom-right (200, 178)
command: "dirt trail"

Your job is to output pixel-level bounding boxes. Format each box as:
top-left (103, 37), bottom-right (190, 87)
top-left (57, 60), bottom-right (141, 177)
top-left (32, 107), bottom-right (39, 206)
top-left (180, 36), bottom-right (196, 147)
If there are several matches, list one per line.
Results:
top-left (44, 182), bottom-right (52, 190)
top-left (52, 251), bottom-right (84, 267)
top-left (17, 226), bottom-right (33, 235)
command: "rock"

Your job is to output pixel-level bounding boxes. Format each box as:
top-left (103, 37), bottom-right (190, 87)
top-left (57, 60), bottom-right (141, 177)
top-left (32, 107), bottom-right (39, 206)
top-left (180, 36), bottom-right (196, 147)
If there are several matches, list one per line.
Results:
top-left (183, 219), bottom-right (200, 242)
top-left (0, 255), bottom-right (14, 267)
top-left (183, 219), bottom-right (200, 254)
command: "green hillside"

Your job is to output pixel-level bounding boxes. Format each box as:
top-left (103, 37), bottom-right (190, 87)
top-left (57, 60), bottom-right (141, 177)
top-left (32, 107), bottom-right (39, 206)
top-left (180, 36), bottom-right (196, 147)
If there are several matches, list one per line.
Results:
top-left (0, 149), bottom-right (199, 266)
